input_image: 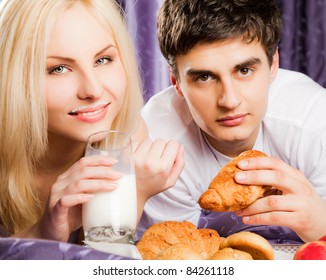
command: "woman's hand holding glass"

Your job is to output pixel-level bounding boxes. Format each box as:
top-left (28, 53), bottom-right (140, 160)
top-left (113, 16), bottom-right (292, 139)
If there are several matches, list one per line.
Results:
top-left (32, 139), bottom-right (183, 242)
top-left (35, 155), bottom-right (120, 242)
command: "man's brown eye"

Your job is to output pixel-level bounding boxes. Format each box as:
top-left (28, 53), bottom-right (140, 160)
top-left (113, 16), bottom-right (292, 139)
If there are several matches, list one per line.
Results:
top-left (240, 68), bottom-right (249, 75)
top-left (199, 74), bottom-right (209, 81)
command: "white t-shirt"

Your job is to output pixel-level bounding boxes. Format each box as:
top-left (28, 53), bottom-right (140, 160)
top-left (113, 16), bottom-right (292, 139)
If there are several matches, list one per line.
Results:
top-left (138, 69), bottom-right (326, 242)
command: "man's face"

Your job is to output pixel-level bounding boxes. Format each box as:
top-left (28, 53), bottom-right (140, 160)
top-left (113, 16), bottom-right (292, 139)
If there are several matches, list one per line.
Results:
top-left (173, 38), bottom-right (278, 156)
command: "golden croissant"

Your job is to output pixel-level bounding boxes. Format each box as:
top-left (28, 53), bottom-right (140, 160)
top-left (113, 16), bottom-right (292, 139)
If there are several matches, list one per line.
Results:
top-left (198, 150), bottom-right (280, 212)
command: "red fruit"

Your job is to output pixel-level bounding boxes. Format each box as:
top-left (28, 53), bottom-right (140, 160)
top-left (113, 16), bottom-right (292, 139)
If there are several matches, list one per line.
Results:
top-left (318, 235), bottom-right (326, 242)
top-left (293, 241), bottom-right (326, 260)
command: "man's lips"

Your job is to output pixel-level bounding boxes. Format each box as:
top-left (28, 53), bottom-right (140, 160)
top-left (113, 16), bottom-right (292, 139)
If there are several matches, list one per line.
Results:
top-left (217, 114), bottom-right (247, 126)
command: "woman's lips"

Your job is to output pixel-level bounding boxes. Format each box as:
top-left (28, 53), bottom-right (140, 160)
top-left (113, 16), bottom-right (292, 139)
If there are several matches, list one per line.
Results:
top-left (68, 102), bottom-right (110, 123)
top-left (217, 114), bottom-right (247, 126)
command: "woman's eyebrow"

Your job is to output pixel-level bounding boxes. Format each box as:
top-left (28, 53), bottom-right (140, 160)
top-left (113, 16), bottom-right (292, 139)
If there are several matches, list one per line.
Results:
top-left (94, 44), bottom-right (116, 57)
top-left (46, 44), bottom-right (116, 61)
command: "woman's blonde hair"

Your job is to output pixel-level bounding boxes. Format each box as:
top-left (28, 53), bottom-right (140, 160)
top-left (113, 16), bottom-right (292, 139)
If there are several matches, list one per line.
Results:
top-left (0, 0), bottom-right (143, 234)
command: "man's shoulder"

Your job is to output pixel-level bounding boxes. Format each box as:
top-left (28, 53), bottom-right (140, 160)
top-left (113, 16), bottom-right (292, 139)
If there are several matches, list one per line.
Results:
top-left (143, 86), bottom-right (176, 112)
top-left (268, 69), bottom-right (326, 118)
top-left (264, 68), bottom-right (326, 148)
top-left (142, 86), bottom-right (194, 139)
top-left (270, 68), bottom-right (326, 98)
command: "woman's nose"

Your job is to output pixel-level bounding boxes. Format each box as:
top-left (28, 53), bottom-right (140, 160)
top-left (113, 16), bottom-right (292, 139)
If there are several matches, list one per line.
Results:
top-left (77, 71), bottom-right (103, 100)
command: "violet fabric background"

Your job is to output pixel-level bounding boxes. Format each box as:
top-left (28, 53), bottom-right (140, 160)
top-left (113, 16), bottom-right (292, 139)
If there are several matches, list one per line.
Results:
top-left (1, 0), bottom-right (326, 260)
top-left (120, 0), bottom-right (326, 101)
top-left (0, 238), bottom-right (133, 260)
top-left (275, 0), bottom-right (326, 88)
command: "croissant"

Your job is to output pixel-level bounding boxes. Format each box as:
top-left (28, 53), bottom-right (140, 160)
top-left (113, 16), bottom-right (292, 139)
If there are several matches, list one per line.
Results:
top-left (198, 150), bottom-right (280, 212)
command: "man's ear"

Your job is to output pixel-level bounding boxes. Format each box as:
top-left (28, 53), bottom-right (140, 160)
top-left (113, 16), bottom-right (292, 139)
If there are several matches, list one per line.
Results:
top-left (270, 48), bottom-right (279, 82)
top-left (170, 72), bottom-right (184, 97)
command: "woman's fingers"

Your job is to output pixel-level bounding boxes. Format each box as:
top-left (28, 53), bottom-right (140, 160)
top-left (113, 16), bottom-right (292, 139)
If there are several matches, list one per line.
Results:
top-left (58, 155), bottom-right (117, 180)
top-left (66, 179), bottom-right (119, 194)
top-left (56, 193), bottom-right (95, 209)
top-left (133, 138), bottom-right (184, 198)
top-left (134, 139), bottom-right (181, 174)
top-left (53, 164), bottom-right (122, 197)
top-left (163, 143), bottom-right (185, 187)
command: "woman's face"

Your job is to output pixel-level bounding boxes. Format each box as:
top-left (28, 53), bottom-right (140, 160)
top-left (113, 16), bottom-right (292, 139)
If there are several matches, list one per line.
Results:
top-left (46, 2), bottom-right (126, 143)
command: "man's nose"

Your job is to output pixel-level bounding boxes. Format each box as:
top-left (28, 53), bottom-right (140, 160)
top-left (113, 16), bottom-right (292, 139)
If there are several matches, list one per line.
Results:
top-left (217, 79), bottom-right (241, 109)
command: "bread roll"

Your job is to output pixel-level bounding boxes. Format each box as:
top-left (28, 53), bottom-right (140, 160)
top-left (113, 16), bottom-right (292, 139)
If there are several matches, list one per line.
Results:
top-left (219, 231), bottom-right (274, 260)
top-left (199, 150), bottom-right (280, 212)
top-left (210, 247), bottom-right (253, 260)
top-left (136, 221), bottom-right (221, 260)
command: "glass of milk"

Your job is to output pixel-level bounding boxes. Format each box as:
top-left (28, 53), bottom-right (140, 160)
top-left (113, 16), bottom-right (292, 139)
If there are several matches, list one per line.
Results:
top-left (82, 130), bottom-right (137, 245)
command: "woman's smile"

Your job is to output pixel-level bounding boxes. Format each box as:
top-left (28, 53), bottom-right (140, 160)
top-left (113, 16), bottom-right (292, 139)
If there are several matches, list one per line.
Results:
top-left (68, 102), bottom-right (110, 123)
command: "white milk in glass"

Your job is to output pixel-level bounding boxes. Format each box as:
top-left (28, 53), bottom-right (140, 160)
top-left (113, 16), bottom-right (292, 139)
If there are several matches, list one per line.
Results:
top-left (83, 174), bottom-right (137, 244)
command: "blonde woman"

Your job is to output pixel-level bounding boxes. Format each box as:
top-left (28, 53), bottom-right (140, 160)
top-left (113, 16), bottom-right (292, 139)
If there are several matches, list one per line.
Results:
top-left (0, 0), bottom-right (184, 243)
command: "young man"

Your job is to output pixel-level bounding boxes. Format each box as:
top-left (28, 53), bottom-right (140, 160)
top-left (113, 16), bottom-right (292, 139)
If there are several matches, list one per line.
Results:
top-left (138, 0), bottom-right (326, 244)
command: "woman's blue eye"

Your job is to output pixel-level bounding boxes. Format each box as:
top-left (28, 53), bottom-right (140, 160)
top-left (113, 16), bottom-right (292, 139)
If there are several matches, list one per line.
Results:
top-left (49, 65), bottom-right (69, 74)
top-left (96, 56), bottom-right (112, 66)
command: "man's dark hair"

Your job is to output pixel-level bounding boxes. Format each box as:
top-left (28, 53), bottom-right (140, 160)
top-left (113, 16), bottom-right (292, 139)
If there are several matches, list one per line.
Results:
top-left (157, 0), bottom-right (282, 76)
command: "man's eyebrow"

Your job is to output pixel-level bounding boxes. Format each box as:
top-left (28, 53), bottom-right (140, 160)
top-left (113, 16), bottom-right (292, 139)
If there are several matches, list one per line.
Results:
top-left (235, 57), bottom-right (262, 69)
top-left (186, 69), bottom-right (216, 77)
top-left (184, 57), bottom-right (262, 78)
top-left (46, 44), bottom-right (116, 61)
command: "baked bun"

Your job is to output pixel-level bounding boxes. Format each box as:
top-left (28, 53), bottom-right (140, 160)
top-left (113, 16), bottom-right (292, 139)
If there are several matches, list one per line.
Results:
top-left (219, 231), bottom-right (274, 260)
top-left (210, 247), bottom-right (253, 260)
top-left (136, 221), bottom-right (221, 260)
top-left (199, 150), bottom-right (280, 212)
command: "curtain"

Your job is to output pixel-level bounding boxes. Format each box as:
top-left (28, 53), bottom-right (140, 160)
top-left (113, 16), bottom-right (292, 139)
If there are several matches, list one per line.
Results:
top-left (275, 0), bottom-right (326, 88)
top-left (120, 0), bottom-right (169, 102)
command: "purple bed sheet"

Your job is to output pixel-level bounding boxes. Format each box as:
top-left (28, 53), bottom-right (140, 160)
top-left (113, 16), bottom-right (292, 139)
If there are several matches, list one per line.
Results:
top-left (0, 238), bottom-right (134, 260)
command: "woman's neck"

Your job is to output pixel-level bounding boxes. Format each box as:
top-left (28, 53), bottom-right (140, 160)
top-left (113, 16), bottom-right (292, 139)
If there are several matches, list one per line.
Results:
top-left (37, 135), bottom-right (85, 174)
